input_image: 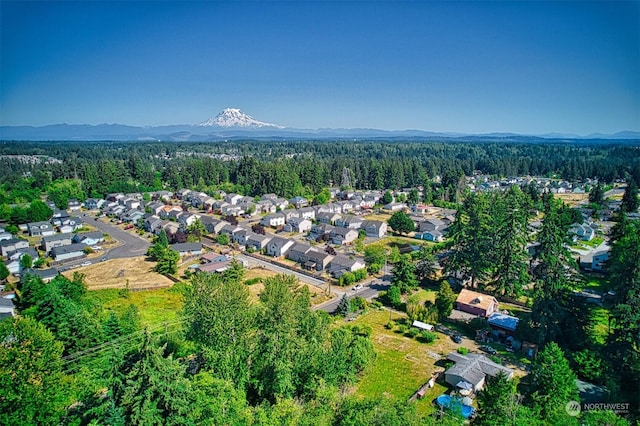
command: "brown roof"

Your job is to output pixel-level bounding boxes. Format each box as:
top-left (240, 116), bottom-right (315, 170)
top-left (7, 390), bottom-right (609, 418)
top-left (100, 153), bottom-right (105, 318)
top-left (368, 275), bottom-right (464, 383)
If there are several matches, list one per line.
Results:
top-left (455, 289), bottom-right (498, 312)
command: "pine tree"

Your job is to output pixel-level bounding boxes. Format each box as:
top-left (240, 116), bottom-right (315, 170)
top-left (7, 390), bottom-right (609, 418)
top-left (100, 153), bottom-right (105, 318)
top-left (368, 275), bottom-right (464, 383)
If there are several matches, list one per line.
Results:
top-left (529, 342), bottom-right (579, 422)
top-left (621, 179), bottom-right (639, 213)
top-left (491, 187), bottom-right (530, 297)
top-left (391, 254), bottom-right (418, 293)
top-left (336, 294), bottom-right (350, 316)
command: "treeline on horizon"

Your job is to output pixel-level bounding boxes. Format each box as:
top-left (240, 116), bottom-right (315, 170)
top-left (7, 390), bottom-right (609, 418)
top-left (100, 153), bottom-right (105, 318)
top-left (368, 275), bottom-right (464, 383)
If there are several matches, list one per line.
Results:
top-left (1, 139), bottom-right (639, 203)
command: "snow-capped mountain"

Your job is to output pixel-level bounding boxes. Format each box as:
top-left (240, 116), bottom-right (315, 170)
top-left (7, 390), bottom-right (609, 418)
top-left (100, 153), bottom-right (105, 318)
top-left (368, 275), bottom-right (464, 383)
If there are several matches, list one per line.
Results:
top-left (197, 108), bottom-right (285, 129)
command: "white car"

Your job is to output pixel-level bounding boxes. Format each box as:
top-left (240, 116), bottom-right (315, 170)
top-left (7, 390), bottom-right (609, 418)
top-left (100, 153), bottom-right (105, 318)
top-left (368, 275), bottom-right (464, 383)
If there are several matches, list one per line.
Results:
top-left (81, 261), bottom-right (92, 267)
top-left (353, 284), bottom-right (363, 290)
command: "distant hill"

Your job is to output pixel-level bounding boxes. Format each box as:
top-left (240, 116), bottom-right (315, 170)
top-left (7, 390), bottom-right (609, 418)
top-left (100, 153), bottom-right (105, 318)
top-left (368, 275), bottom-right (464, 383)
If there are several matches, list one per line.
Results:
top-left (1, 108), bottom-right (639, 141)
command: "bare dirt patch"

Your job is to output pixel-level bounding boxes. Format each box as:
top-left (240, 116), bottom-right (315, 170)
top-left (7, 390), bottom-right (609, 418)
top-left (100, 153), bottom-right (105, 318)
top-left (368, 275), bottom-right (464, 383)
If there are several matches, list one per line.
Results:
top-left (64, 256), bottom-right (174, 290)
top-left (556, 193), bottom-right (589, 207)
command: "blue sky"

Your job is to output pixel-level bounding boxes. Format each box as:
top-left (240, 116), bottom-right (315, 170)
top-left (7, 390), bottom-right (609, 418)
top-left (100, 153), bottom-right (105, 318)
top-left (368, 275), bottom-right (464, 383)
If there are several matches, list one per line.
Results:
top-left (1, 1), bottom-right (638, 134)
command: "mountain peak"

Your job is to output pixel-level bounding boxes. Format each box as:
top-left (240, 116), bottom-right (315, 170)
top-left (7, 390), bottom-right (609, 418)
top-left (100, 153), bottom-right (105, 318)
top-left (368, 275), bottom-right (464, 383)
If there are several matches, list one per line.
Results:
top-left (197, 108), bottom-right (284, 128)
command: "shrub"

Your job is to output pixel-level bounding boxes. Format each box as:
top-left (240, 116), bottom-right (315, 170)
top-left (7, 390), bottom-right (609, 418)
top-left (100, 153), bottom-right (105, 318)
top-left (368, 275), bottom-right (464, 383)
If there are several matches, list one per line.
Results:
top-left (407, 327), bottom-right (420, 338)
top-left (397, 324), bottom-right (408, 334)
top-left (489, 355), bottom-right (502, 364)
top-left (420, 331), bottom-right (437, 343)
top-left (369, 300), bottom-right (382, 309)
top-left (457, 346), bottom-right (468, 355)
top-left (244, 277), bottom-right (263, 285)
top-left (385, 321), bottom-right (395, 330)
top-left (350, 296), bottom-right (367, 312)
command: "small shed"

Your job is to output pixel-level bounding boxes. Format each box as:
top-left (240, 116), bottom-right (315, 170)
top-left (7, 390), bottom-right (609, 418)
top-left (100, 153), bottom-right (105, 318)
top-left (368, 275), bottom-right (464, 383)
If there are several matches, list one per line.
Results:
top-left (412, 320), bottom-right (434, 331)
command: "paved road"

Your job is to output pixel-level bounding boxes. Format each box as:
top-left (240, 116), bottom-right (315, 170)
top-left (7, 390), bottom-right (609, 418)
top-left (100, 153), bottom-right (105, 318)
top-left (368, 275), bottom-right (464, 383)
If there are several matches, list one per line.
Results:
top-left (235, 254), bottom-right (329, 289)
top-left (81, 216), bottom-right (151, 259)
top-left (315, 275), bottom-right (392, 313)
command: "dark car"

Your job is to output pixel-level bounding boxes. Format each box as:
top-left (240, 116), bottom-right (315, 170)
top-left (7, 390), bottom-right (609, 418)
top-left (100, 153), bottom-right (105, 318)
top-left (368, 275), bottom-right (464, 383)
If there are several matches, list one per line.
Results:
top-left (479, 345), bottom-right (497, 355)
top-left (451, 334), bottom-right (462, 343)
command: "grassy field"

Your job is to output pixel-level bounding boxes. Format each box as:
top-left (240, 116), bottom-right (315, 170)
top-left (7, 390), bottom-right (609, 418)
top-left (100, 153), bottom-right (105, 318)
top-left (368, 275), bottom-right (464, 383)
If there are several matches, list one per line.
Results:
top-left (87, 286), bottom-right (184, 329)
top-left (65, 256), bottom-right (175, 290)
top-left (351, 309), bottom-right (450, 416)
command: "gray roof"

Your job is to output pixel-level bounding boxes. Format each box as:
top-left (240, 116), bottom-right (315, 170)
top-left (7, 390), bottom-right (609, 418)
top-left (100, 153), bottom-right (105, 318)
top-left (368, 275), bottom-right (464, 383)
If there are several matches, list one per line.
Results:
top-left (22, 268), bottom-right (59, 280)
top-left (51, 243), bottom-right (87, 256)
top-left (73, 231), bottom-right (104, 241)
top-left (445, 352), bottom-right (514, 387)
top-left (0, 238), bottom-right (28, 247)
top-left (42, 233), bottom-right (74, 243)
top-left (169, 242), bottom-right (203, 253)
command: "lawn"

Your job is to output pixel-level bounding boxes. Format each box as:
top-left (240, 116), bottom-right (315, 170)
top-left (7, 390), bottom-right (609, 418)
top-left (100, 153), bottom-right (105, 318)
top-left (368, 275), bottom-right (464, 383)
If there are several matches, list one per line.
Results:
top-left (577, 275), bottom-right (610, 293)
top-left (87, 286), bottom-right (184, 329)
top-left (351, 309), bottom-right (449, 416)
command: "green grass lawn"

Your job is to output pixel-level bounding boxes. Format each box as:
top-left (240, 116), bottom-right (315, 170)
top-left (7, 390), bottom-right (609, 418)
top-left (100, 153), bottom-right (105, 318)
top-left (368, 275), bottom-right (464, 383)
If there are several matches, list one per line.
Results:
top-left (589, 307), bottom-right (611, 345)
top-left (578, 275), bottom-right (610, 293)
top-left (350, 309), bottom-right (447, 416)
top-left (87, 286), bottom-right (184, 329)
top-left (408, 288), bottom-right (438, 305)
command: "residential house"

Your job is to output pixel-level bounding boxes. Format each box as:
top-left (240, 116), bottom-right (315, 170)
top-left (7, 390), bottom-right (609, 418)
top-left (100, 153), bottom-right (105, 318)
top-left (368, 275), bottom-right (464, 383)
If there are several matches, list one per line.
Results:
top-left (309, 223), bottom-right (335, 241)
top-left (51, 243), bottom-right (87, 261)
top-left (330, 228), bottom-right (358, 245)
top-left (4, 247), bottom-right (39, 275)
top-left (146, 202), bottom-right (165, 216)
top-left (283, 217), bottom-right (312, 234)
top-left (225, 193), bottom-right (244, 205)
top-left (0, 230), bottom-right (12, 241)
top-left (245, 233), bottom-right (272, 251)
top-left (144, 215), bottom-right (163, 233)
top-left (201, 252), bottom-right (230, 263)
top-left (336, 200), bottom-right (355, 213)
top-left (72, 231), bottom-right (105, 246)
top-left (0, 298), bottom-right (16, 319)
top-left (304, 249), bottom-right (333, 272)
top-left (27, 221), bottom-right (55, 237)
top-left (160, 221), bottom-right (181, 236)
top-left (287, 243), bottom-right (314, 263)
top-left (232, 228), bottom-right (249, 246)
top-left (57, 216), bottom-right (83, 233)
top-left (0, 239), bottom-right (29, 257)
top-left (383, 202), bottom-right (407, 211)
top-left (178, 212), bottom-right (201, 228)
top-left (418, 218), bottom-right (446, 232)
top-left (361, 220), bottom-right (388, 238)
top-left (414, 230), bottom-right (445, 242)
top-left (444, 352), bottom-right (514, 392)
top-left (487, 313), bottom-right (520, 337)
top-left (42, 233), bottom-right (74, 253)
top-left (122, 209), bottom-right (145, 224)
top-left (298, 206), bottom-right (316, 220)
top-left (592, 250), bottom-right (610, 271)
top-left (289, 196), bottom-right (309, 209)
top-left (569, 223), bottom-right (595, 242)
top-left (220, 204), bottom-right (244, 217)
top-left (273, 198), bottom-right (289, 210)
top-left (260, 213), bottom-right (286, 228)
top-left (68, 199), bottom-right (82, 211)
top-left (336, 215), bottom-right (364, 229)
top-left (50, 209), bottom-right (71, 226)
top-left (219, 224), bottom-right (243, 238)
top-left (265, 236), bottom-right (295, 258)
top-left (316, 212), bottom-right (342, 225)
top-left (106, 193), bottom-right (125, 203)
top-left (170, 242), bottom-right (203, 256)
top-left (327, 255), bottom-right (366, 277)
top-left (411, 205), bottom-right (430, 214)
top-left (21, 267), bottom-right (59, 283)
top-left (256, 200), bottom-right (277, 214)
top-left (455, 289), bottom-right (499, 318)
top-left (282, 210), bottom-right (300, 222)
top-left (153, 190), bottom-right (174, 202)
top-left (121, 198), bottom-right (141, 210)
top-left (84, 198), bottom-right (105, 210)
top-left (262, 193), bottom-right (278, 201)
top-left (176, 189), bottom-right (192, 200)
top-left (199, 216), bottom-right (225, 235)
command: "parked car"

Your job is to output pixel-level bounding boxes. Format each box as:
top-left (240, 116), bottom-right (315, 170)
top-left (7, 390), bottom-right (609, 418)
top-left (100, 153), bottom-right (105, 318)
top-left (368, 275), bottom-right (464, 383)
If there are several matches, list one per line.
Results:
top-left (81, 261), bottom-right (92, 267)
top-left (451, 334), bottom-right (462, 344)
top-left (479, 345), bottom-right (497, 355)
top-left (353, 284), bottom-right (363, 290)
